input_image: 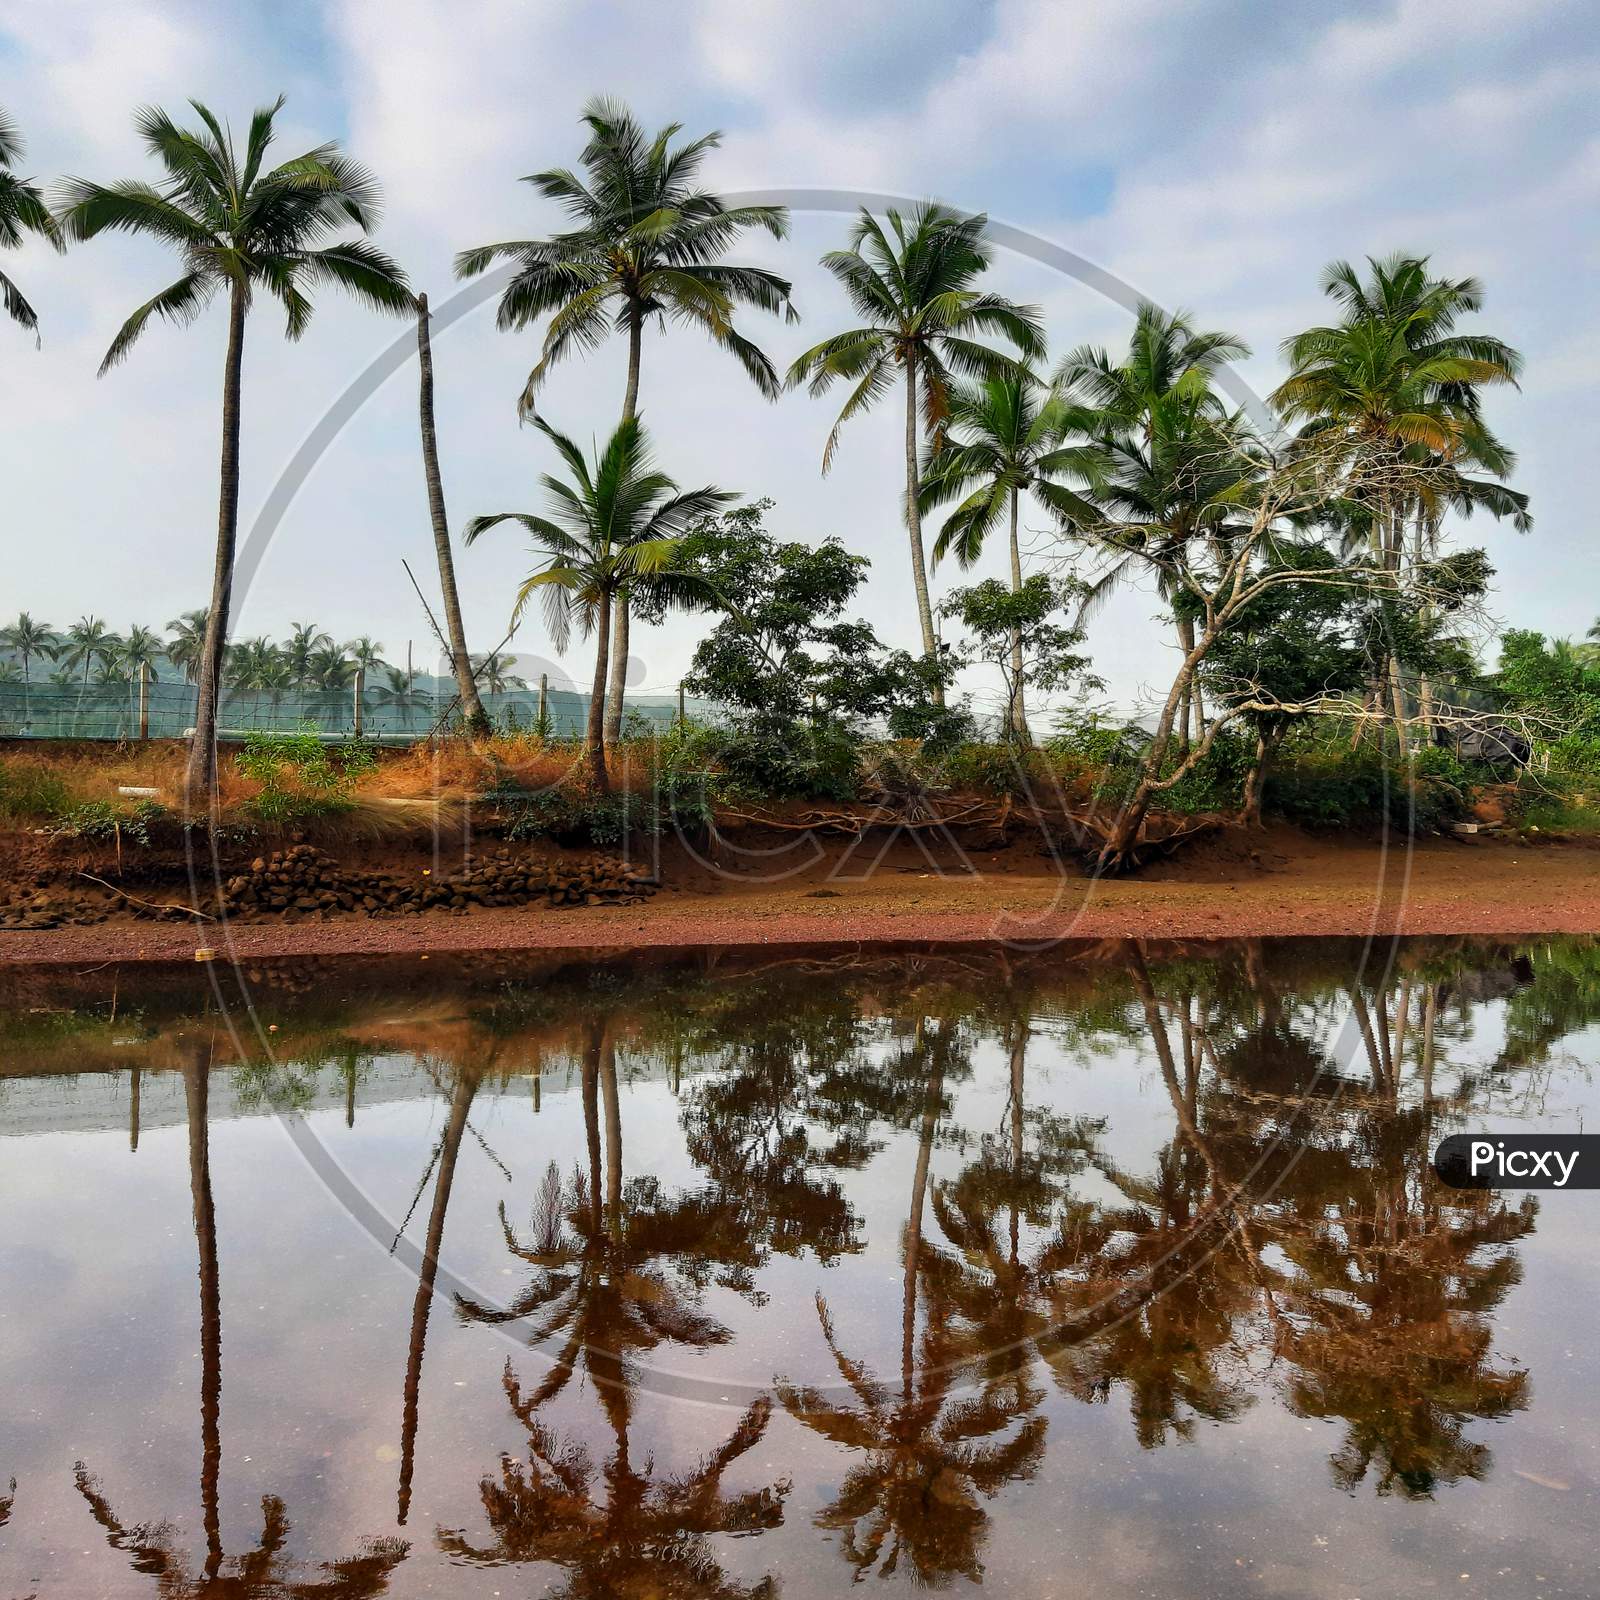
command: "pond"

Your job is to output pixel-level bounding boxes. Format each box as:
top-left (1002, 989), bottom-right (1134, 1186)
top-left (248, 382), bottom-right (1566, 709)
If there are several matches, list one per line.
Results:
top-left (1, 938), bottom-right (1597, 1597)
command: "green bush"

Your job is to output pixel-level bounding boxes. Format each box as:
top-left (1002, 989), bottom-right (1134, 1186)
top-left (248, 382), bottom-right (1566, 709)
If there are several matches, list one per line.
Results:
top-left (236, 730), bottom-right (377, 823)
top-left (48, 798), bottom-right (164, 844)
top-left (1265, 738), bottom-right (1471, 833)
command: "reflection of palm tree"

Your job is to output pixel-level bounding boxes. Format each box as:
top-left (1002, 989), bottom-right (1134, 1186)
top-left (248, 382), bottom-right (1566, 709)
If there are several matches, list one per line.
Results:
top-left (779, 1017), bottom-right (1046, 1584)
top-left (439, 1365), bottom-right (785, 1597)
top-left (77, 1039), bottom-right (409, 1594)
top-left (454, 1021), bottom-right (745, 1425)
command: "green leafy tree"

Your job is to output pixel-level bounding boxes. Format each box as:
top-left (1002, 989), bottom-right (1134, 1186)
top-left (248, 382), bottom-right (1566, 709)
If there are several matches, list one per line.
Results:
top-left (457, 97), bottom-right (795, 745)
top-left (0, 109), bottom-right (59, 335)
top-left (59, 96), bottom-right (413, 799)
top-left (940, 575), bottom-right (1099, 744)
top-left (465, 416), bottom-right (731, 791)
top-left (789, 204), bottom-right (1043, 686)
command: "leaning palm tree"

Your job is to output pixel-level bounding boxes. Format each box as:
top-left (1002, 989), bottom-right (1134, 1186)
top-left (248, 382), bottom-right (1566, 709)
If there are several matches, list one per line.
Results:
top-left (464, 416), bottom-right (731, 791)
top-left (0, 612), bottom-right (56, 682)
top-left (788, 204), bottom-right (1043, 687)
top-left (919, 369), bottom-right (1102, 737)
top-left (58, 96), bottom-right (413, 800)
top-left (457, 97), bottom-right (795, 746)
top-left (0, 109), bottom-right (60, 335)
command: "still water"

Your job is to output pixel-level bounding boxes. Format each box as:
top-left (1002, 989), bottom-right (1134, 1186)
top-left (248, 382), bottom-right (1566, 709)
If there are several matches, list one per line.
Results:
top-left (1, 938), bottom-right (1597, 1597)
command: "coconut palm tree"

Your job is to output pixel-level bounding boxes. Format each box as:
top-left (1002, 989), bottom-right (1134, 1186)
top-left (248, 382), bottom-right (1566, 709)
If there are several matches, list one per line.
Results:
top-left (226, 636), bottom-right (283, 722)
top-left (788, 204), bottom-right (1043, 687)
top-left (0, 612), bottom-right (56, 681)
top-left (414, 292), bottom-right (489, 732)
top-left (59, 615), bottom-right (121, 684)
top-left (115, 624), bottom-right (165, 683)
top-left (0, 108), bottom-right (59, 335)
top-left (58, 95), bottom-right (413, 800)
top-left (919, 369), bottom-right (1102, 737)
top-left (469, 651), bottom-right (527, 698)
top-left (373, 665), bottom-right (433, 730)
top-left (457, 97), bottom-right (795, 747)
top-left (1052, 303), bottom-right (1252, 749)
top-left (344, 635), bottom-right (386, 674)
top-left (283, 621), bottom-right (333, 690)
top-left (1272, 254), bottom-right (1525, 746)
top-left (464, 416), bottom-right (731, 791)
top-left (166, 609), bottom-right (208, 683)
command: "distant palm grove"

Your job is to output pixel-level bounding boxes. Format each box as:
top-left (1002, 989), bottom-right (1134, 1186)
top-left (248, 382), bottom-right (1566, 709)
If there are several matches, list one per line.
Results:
top-left (4, 91), bottom-right (1586, 865)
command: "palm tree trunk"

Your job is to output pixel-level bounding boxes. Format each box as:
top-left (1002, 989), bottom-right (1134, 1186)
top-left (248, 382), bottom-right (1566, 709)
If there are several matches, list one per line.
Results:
top-left (600, 1027), bottom-right (623, 1247)
top-left (604, 311), bottom-right (646, 746)
top-left (416, 294), bottom-right (488, 734)
top-left (582, 1020), bottom-right (603, 1233)
top-left (1007, 487), bottom-right (1027, 740)
top-left (604, 598), bottom-right (629, 748)
top-left (398, 1068), bottom-right (476, 1524)
top-left (184, 283), bottom-right (247, 803)
top-left (1175, 615), bottom-right (1197, 757)
top-left (587, 588), bottom-right (612, 793)
top-left (903, 1021), bottom-right (943, 1399)
top-left (183, 1046), bottom-right (223, 1579)
top-left (902, 351), bottom-right (943, 704)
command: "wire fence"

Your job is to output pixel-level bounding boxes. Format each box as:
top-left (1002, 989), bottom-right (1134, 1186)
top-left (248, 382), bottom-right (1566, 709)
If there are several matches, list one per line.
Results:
top-left (0, 680), bottom-right (686, 743)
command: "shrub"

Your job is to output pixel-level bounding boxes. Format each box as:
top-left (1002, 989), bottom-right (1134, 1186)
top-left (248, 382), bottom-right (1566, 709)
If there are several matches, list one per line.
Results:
top-left (0, 760), bottom-right (73, 821)
top-left (235, 729), bottom-right (378, 824)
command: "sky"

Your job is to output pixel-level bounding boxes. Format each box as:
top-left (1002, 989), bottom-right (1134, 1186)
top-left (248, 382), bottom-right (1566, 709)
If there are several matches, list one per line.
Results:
top-left (0, 0), bottom-right (1595, 716)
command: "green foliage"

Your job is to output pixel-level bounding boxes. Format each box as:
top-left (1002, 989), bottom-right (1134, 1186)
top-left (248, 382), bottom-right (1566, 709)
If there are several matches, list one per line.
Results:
top-left (1264, 735), bottom-right (1471, 832)
top-left (237, 729), bottom-right (376, 823)
top-left (48, 797), bottom-right (164, 844)
top-left (0, 761), bottom-right (72, 820)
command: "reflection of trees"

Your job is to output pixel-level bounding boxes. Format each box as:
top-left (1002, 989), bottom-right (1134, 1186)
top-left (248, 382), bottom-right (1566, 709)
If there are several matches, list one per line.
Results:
top-left (445, 1015), bottom-right (790, 1595)
top-left (437, 1365), bottom-right (784, 1598)
top-left (76, 1040), bottom-right (409, 1595)
top-left (779, 1017), bottom-right (1046, 1585)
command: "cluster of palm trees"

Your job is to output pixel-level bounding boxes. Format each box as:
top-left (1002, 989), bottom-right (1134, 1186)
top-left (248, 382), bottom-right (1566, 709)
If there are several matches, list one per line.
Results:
top-left (0, 611), bottom-right (537, 734)
top-left (1, 91), bottom-right (1529, 803)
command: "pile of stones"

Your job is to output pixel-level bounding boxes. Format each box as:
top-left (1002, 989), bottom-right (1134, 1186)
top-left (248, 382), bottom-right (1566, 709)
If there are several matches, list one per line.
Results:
top-left (219, 842), bottom-right (655, 919)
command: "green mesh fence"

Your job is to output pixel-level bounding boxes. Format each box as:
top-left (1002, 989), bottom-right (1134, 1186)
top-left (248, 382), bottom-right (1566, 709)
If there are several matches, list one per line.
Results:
top-left (0, 681), bottom-right (683, 743)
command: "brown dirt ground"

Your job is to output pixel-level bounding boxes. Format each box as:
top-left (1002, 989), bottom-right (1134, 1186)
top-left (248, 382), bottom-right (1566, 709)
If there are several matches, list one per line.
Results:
top-left (1, 823), bottom-right (1596, 966)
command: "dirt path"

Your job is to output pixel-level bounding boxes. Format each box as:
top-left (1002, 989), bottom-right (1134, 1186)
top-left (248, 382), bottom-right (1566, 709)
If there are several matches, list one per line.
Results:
top-left (2, 828), bottom-right (1595, 966)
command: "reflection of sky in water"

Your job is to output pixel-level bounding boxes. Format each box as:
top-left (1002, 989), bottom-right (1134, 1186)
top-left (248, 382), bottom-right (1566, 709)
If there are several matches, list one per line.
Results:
top-left (1, 939), bottom-right (1597, 1597)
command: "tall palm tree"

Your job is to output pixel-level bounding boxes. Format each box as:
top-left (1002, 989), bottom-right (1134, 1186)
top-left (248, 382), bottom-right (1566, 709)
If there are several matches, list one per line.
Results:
top-left (58, 96), bottom-right (413, 800)
top-left (282, 621), bottom-right (332, 691)
top-left (1272, 254), bottom-right (1525, 746)
top-left (788, 204), bottom-right (1043, 687)
top-left (457, 97), bottom-right (795, 746)
top-left (0, 612), bottom-right (56, 682)
top-left (464, 416), bottom-right (731, 791)
top-left (345, 634), bottom-right (386, 675)
top-left (919, 369), bottom-right (1102, 737)
top-left (0, 108), bottom-right (59, 336)
top-left (60, 615), bottom-right (121, 684)
top-left (115, 623), bottom-right (165, 683)
top-left (166, 609), bottom-right (209, 683)
top-left (414, 292), bottom-right (488, 732)
top-left (1053, 303), bottom-right (1251, 749)
top-left (470, 651), bottom-right (527, 698)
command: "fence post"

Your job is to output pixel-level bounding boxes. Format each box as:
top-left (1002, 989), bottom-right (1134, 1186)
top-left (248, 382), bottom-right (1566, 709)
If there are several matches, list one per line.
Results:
top-left (538, 672), bottom-right (548, 734)
top-left (137, 661), bottom-right (150, 740)
top-left (352, 667), bottom-right (365, 738)
top-left (677, 681), bottom-right (686, 728)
